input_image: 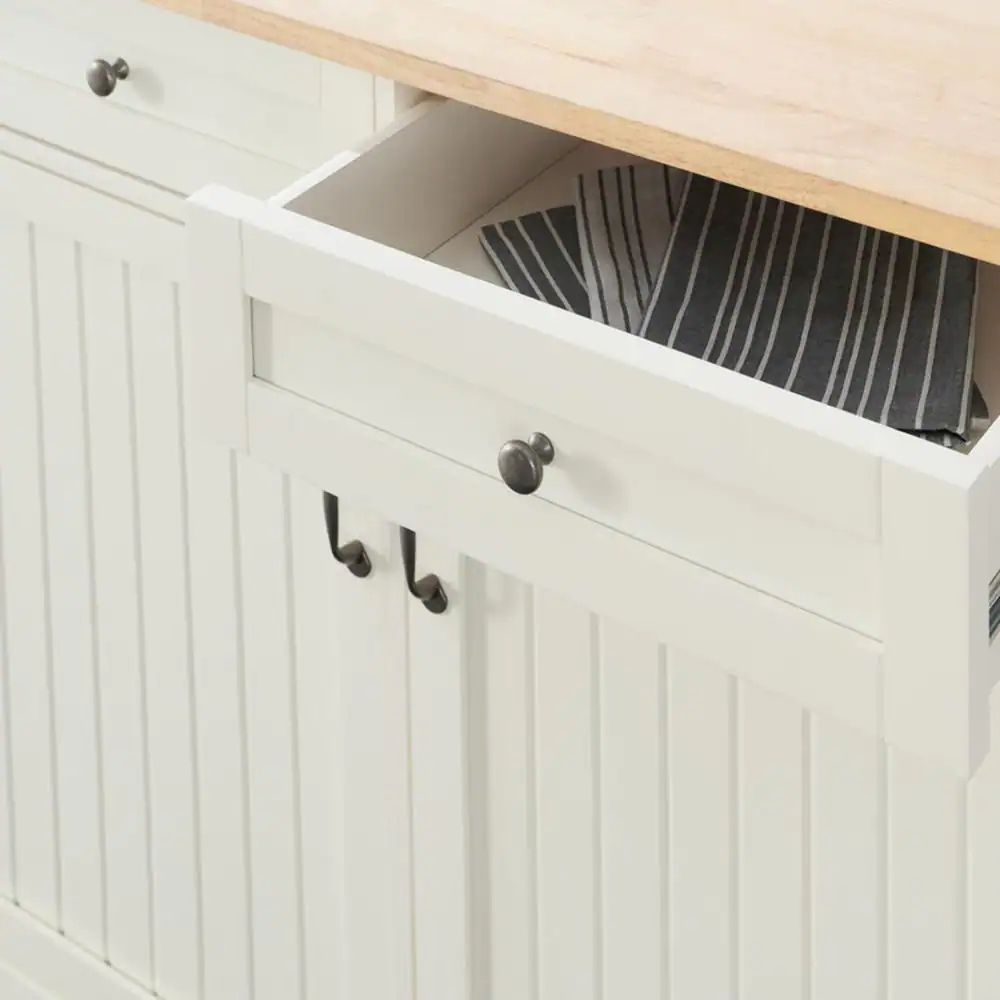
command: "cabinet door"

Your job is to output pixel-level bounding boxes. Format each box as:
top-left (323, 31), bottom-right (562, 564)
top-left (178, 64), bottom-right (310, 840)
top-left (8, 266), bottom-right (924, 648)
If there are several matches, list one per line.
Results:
top-left (0, 151), bottom-right (411, 1000)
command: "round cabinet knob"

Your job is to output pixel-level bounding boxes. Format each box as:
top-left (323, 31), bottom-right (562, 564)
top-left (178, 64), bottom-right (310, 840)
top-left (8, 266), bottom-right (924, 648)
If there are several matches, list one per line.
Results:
top-left (497, 432), bottom-right (555, 495)
top-left (87, 57), bottom-right (130, 97)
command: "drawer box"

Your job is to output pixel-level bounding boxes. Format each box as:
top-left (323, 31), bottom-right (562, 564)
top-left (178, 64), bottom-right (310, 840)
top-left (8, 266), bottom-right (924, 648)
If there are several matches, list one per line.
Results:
top-left (187, 97), bottom-right (1000, 777)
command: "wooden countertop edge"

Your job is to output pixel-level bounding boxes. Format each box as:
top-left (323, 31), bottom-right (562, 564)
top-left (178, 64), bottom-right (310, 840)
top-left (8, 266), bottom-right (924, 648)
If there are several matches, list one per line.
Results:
top-left (148, 0), bottom-right (1000, 265)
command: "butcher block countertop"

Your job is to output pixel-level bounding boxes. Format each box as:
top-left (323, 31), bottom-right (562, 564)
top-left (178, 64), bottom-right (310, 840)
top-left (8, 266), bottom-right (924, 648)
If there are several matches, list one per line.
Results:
top-left (147, 0), bottom-right (1000, 264)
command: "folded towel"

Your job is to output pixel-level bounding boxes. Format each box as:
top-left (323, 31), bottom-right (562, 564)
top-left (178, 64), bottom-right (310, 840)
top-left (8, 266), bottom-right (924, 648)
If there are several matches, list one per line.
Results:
top-left (574, 163), bottom-right (688, 333)
top-left (479, 205), bottom-right (589, 317)
top-left (639, 174), bottom-right (979, 438)
top-left (479, 169), bottom-right (984, 446)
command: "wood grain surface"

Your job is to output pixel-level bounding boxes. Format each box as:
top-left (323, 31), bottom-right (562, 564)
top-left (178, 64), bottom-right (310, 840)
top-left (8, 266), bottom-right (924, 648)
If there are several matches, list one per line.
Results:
top-left (144, 0), bottom-right (1000, 263)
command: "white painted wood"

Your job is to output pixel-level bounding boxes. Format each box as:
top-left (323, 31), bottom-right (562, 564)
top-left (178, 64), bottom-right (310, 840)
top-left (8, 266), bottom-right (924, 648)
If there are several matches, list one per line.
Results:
top-left (335, 516), bottom-right (415, 1000)
top-left (738, 682), bottom-right (807, 1000)
top-left (480, 570), bottom-right (537, 1000)
top-left (81, 248), bottom-right (152, 981)
top-left (187, 447), bottom-right (254, 1000)
top-left (248, 382), bottom-right (882, 736)
top-left (0, 963), bottom-right (47, 1000)
top-left (809, 715), bottom-right (881, 1000)
top-left (598, 625), bottom-right (665, 1000)
top-left (0, 150), bottom-right (183, 281)
top-left (0, 128), bottom-right (181, 222)
top-left (7, 0), bottom-right (328, 106)
top-left (283, 99), bottom-right (575, 257)
top-left (128, 270), bottom-right (202, 999)
top-left (407, 536), bottom-right (472, 1000)
top-left (0, 898), bottom-right (151, 1000)
top-left (181, 329), bottom-right (253, 1000)
top-left (882, 461), bottom-right (992, 777)
top-left (0, 9), bottom-right (374, 171)
top-left (665, 652), bottom-right (734, 1000)
top-left (969, 693), bottom-right (1000, 1000)
top-left (256, 306), bottom-right (881, 635)
top-left (322, 62), bottom-right (382, 134)
top-left (372, 79), bottom-right (426, 129)
top-left (287, 477), bottom-right (346, 1000)
top-left (33, 231), bottom-right (105, 953)
top-left (0, 495), bottom-right (11, 902)
top-left (888, 751), bottom-right (965, 1000)
top-left (186, 189), bottom-right (251, 454)
top-left (236, 460), bottom-right (305, 1000)
top-left (0, 63), bottom-right (300, 198)
top-left (534, 591), bottom-right (600, 1000)
top-left (0, 215), bottom-right (59, 928)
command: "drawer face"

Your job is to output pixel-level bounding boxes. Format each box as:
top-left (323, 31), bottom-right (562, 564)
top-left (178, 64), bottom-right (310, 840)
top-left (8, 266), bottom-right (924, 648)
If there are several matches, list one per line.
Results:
top-left (253, 304), bottom-right (881, 637)
top-left (0, 0), bottom-right (375, 193)
top-left (187, 98), bottom-right (1000, 776)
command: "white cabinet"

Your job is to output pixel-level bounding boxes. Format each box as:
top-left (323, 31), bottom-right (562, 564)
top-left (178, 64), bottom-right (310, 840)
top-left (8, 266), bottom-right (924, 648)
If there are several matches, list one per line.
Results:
top-left (3, 138), bottom-right (1000, 1000)
top-left (5, 6), bottom-right (1000, 1000)
top-left (0, 144), bottom-right (407, 1000)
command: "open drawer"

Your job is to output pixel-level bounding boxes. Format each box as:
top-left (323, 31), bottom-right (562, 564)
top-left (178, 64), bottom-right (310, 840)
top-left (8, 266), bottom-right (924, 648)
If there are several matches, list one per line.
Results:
top-left (187, 97), bottom-right (1000, 777)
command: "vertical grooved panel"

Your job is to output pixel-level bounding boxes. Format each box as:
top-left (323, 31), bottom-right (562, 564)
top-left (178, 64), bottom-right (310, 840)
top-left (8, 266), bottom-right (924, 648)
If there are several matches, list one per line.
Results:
top-left (82, 248), bottom-right (152, 980)
top-left (888, 750), bottom-right (965, 1000)
top-left (408, 535), bottom-right (471, 1000)
top-left (534, 591), bottom-right (599, 1000)
top-left (0, 483), bottom-right (13, 899)
top-left (337, 513), bottom-right (412, 1000)
top-left (738, 683), bottom-right (806, 1000)
top-left (482, 571), bottom-right (536, 1000)
top-left (129, 269), bottom-right (201, 999)
top-left (598, 624), bottom-right (664, 1000)
top-left (810, 713), bottom-right (879, 1000)
top-left (236, 461), bottom-right (304, 1000)
top-left (0, 214), bottom-right (66, 928)
top-left (666, 651), bottom-right (733, 1000)
top-left (182, 245), bottom-right (253, 1000)
top-left (464, 560), bottom-right (491, 1000)
top-left (34, 231), bottom-right (104, 951)
top-left (288, 479), bottom-right (345, 1000)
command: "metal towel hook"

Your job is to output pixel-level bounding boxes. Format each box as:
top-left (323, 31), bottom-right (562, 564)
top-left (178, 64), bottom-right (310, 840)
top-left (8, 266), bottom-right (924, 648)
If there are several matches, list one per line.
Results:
top-left (322, 492), bottom-right (372, 578)
top-left (399, 527), bottom-right (448, 614)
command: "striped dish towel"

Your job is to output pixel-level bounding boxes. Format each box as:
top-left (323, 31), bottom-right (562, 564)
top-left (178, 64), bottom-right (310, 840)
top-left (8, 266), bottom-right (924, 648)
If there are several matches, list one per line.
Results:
top-left (478, 205), bottom-right (589, 316)
top-left (575, 163), bottom-right (689, 332)
top-left (639, 174), bottom-right (980, 439)
top-left (480, 168), bottom-right (983, 445)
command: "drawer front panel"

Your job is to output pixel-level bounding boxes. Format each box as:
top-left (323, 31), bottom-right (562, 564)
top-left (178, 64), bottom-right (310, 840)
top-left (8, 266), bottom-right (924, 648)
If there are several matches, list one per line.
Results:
top-left (254, 304), bottom-right (882, 636)
top-left (0, 0), bottom-right (376, 192)
top-left (0, 62), bottom-right (298, 197)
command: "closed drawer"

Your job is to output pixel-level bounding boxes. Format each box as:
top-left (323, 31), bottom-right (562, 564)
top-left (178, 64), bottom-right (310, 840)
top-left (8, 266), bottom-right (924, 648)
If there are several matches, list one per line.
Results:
top-left (187, 97), bottom-right (1000, 778)
top-left (0, 0), bottom-right (376, 194)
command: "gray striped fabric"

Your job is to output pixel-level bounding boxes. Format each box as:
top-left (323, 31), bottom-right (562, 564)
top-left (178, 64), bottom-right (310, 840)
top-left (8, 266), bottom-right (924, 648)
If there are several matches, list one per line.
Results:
top-left (639, 175), bottom-right (979, 437)
top-left (478, 205), bottom-right (589, 316)
top-left (479, 169), bottom-right (984, 445)
top-left (575, 163), bottom-right (688, 333)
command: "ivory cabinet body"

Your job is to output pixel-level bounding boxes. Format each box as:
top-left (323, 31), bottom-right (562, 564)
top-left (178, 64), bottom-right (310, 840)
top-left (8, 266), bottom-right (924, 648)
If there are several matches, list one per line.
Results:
top-left (2, 3), bottom-right (1000, 1000)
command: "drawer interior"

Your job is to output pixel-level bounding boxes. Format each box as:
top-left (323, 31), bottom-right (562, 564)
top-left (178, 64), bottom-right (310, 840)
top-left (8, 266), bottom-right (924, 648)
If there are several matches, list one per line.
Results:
top-left (277, 98), bottom-right (1000, 453)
